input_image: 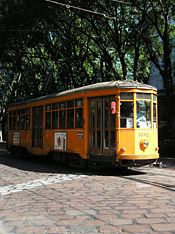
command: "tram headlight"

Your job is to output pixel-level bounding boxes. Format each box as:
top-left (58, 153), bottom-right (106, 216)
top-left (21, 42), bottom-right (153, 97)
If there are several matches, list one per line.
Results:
top-left (140, 140), bottom-right (149, 151)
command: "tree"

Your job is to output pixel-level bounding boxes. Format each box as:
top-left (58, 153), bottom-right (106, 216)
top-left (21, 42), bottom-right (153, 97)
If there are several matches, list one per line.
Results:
top-left (0, 0), bottom-right (175, 135)
top-left (131, 0), bottom-right (175, 134)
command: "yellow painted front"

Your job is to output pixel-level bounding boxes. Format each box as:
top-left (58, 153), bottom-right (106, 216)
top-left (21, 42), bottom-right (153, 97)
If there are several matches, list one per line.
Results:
top-left (117, 129), bottom-right (159, 160)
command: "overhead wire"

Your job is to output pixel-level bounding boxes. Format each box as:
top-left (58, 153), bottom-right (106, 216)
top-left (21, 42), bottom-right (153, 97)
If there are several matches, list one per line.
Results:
top-left (0, 0), bottom-right (130, 32)
top-left (45, 0), bottom-right (118, 20)
top-left (112, 0), bottom-right (132, 4)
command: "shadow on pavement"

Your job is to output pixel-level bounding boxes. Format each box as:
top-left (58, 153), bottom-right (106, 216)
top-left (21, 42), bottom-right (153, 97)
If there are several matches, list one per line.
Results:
top-left (0, 142), bottom-right (69, 174)
top-left (0, 142), bottom-right (150, 176)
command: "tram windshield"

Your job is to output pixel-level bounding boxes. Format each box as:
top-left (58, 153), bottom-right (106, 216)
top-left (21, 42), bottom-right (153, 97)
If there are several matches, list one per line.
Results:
top-left (136, 100), bottom-right (151, 128)
top-left (120, 92), bottom-right (156, 129)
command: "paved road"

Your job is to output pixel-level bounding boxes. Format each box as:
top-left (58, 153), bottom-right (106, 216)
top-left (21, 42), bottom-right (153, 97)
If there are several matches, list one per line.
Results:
top-left (0, 144), bottom-right (175, 234)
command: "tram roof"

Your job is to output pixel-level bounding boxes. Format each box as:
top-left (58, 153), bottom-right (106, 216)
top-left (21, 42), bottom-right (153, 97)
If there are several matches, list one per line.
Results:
top-left (8, 80), bottom-right (157, 107)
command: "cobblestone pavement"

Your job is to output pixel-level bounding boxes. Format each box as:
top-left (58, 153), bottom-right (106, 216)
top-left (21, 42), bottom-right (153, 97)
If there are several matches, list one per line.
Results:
top-left (0, 145), bottom-right (175, 234)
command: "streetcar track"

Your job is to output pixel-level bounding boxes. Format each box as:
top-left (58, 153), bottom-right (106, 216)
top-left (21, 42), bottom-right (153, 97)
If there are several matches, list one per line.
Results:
top-left (142, 170), bottom-right (175, 178)
top-left (122, 166), bottom-right (175, 192)
top-left (122, 175), bottom-right (175, 192)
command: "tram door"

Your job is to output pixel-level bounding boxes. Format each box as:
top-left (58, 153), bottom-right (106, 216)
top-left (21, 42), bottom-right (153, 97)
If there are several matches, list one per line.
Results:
top-left (89, 96), bottom-right (116, 156)
top-left (32, 106), bottom-right (43, 147)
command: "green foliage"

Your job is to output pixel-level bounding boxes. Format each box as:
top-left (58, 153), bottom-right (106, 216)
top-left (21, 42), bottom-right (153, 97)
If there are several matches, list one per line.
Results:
top-left (0, 0), bottom-right (175, 118)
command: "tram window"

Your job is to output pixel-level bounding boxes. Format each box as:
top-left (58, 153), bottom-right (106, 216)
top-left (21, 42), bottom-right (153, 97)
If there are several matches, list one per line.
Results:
top-left (52, 111), bottom-right (58, 129)
top-left (105, 109), bottom-right (109, 128)
top-left (60, 103), bottom-right (65, 109)
top-left (136, 100), bottom-right (151, 128)
top-left (46, 112), bottom-right (51, 129)
top-left (22, 109), bottom-right (26, 114)
top-left (20, 115), bottom-right (25, 130)
top-left (153, 94), bottom-right (157, 102)
top-left (76, 99), bottom-right (83, 107)
top-left (9, 117), bottom-right (13, 130)
top-left (17, 114), bottom-right (20, 130)
top-left (120, 93), bottom-right (133, 100)
top-left (45, 105), bottom-right (51, 111)
top-left (120, 102), bottom-right (133, 128)
top-left (104, 131), bottom-right (109, 148)
top-left (90, 101), bottom-right (95, 128)
top-left (26, 109), bottom-right (30, 129)
top-left (45, 105), bottom-right (52, 129)
top-left (67, 100), bottom-right (74, 108)
top-left (111, 113), bottom-right (115, 129)
top-left (153, 103), bottom-right (157, 128)
top-left (92, 131), bottom-right (95, 148)
top-left (75, 108), bottom-right (83, 128)
top-left (13, 110), bottom-right (17, 115)
top-left (52, 103), bottom-right (59, 110)
top-left (20, 109), bottom-right (26, 130)
top-left (26, 115), bottom-right (30, 129)
top-left (111, 130), bottom-right (116, 149)
top-left (11, 110), bottom-right (17, 130)
top-left (8, 111), bottom-right (13, 130)
top-left (59, 110), bottom-right (66, 129)
top-left (67, 109), bottom-right (74, 129)
top-left (137, 93), bottom-right (151, 99)
top-left (97, 131), bottom-right (101, 148)
top-left (97, 100), bottom-right (102, 129)
top-left (13, 116), bottom-right (17, 130)
top-left (104, 98), bottom-right (116, 131)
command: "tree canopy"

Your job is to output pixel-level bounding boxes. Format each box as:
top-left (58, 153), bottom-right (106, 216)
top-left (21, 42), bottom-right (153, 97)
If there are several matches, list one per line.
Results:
top-left (0, 0), bottom-right (175, 115)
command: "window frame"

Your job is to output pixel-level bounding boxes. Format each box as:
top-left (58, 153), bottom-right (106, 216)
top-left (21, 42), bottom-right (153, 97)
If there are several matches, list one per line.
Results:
top-left (120, 92), bottom-right (134, 129)
top-left (8, 108), bottom-right (31, 131)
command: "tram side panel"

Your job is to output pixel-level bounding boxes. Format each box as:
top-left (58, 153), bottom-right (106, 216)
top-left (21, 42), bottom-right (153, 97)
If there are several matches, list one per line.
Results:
top-left (43, 97), bottom-right (88, 159)
top-left (52, 130), bottom-right (86, 158)
top-left (7, 130), bottom-right (32, 153)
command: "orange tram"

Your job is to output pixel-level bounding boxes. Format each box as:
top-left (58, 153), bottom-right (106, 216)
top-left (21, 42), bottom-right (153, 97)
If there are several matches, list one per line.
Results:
top-left (7, 81), bottom-right (159, 168)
